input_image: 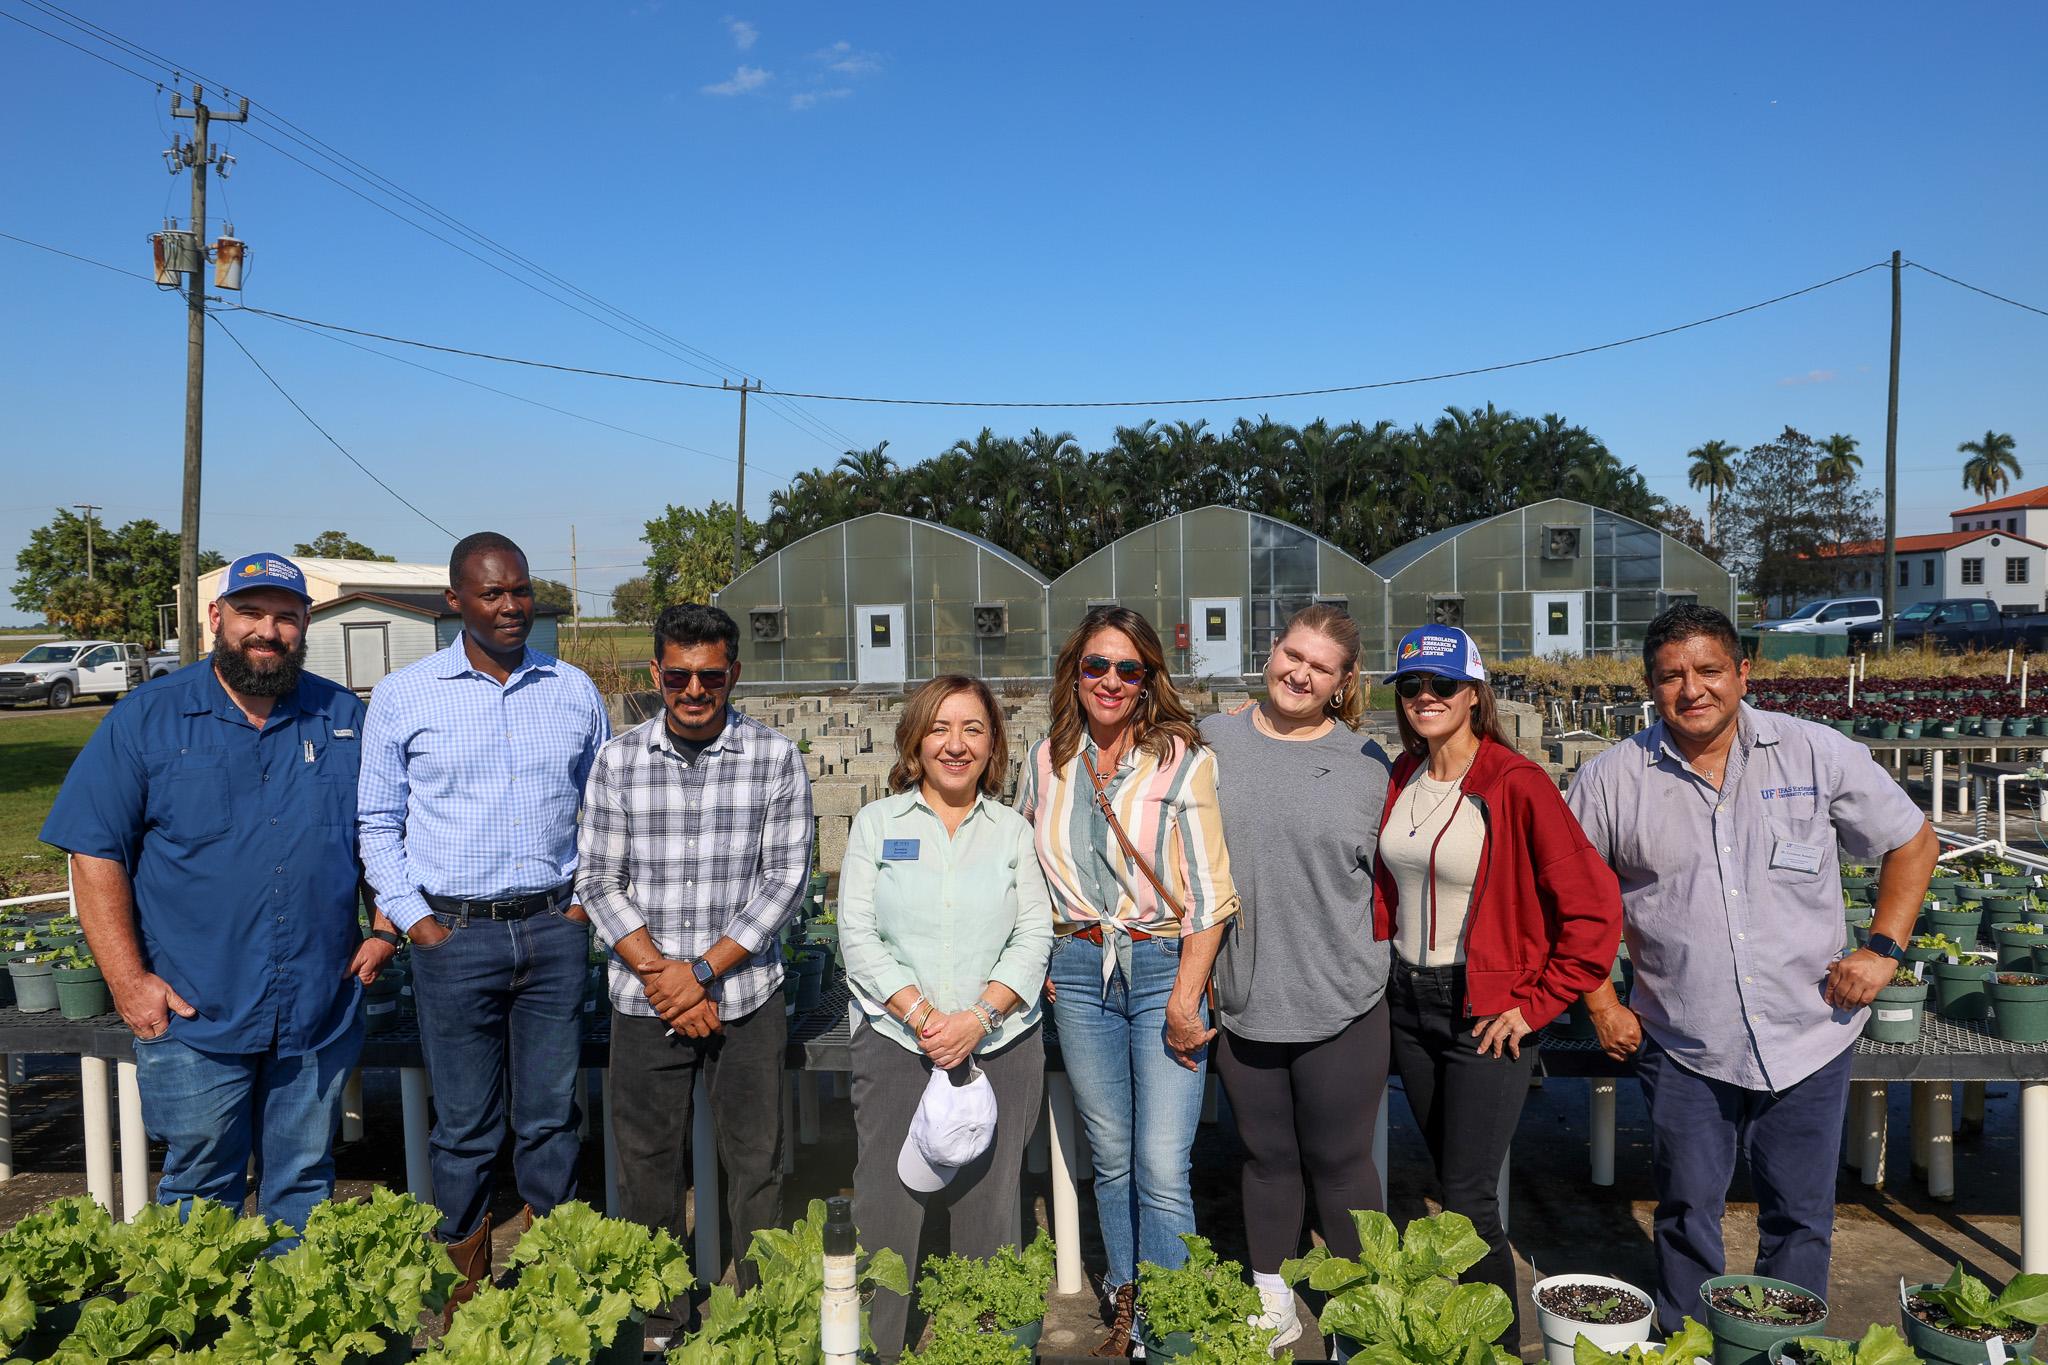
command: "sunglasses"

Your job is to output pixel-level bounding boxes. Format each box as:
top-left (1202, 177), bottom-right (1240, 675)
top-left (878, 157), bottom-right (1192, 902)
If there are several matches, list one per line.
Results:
top-left (656, 666), bottom-right (731, 692)
top-left (1395, 674), bottom-right (1466, 701)
top-left (1080, 654), bottom-right (1148, 683)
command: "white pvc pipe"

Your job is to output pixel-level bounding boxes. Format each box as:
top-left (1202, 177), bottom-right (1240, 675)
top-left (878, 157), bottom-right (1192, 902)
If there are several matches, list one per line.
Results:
top-left (341, 1069), bottom-right (364, 1144)
top-left (117, 1060), bottom-right (147, 1220)
top-left (2024, 1081), bottom-right (2048, 1274)
top-left (1046, 1075), bottom-right (1085, 1295)
top-left (1373, 1089), bottom-right (1390, 1210)
top-left (691, 1073), bottom-right (720, 1286)
top-left (1933, 750), bottom-right (1946, 825)
top-left (1927, 1082), bottom-right (1954, 1202)
top-left (797, 1073), bottom-right (820, 1145)
top-left (0, 1055), bottom-right (13, 1182)
top-left (1858, 1083), bottom-right (1888, 1187)
top-left (81, 1057), bottom-right (113, 1211)
top-left (398, 1067), bottom-right (433, 1203)
top-left (1590, 1082), bottom-right (1617, 1187)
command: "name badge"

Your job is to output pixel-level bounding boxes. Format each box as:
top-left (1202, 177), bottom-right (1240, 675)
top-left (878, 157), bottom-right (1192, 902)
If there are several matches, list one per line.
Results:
top-left (881, 838), bottom-right (921, 861)
top-left (1770, 839), bottom-right (1824, 874)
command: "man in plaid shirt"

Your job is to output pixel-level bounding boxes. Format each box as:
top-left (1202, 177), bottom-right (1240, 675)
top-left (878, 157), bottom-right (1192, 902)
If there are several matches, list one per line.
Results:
top-left (577, 602), bottom-right (812, 1303)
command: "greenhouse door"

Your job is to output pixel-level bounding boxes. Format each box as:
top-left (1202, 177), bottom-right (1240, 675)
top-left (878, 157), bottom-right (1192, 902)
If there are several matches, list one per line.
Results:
top-left (855, 604), bottom-right (907, 685)
top-left (1532, 592), bottom-right (1585, 658)
top-left (1188, 597), bottom-right (1241, 679)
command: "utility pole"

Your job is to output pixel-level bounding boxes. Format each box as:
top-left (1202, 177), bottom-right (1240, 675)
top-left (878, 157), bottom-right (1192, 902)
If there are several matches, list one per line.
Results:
top-left (73, 503), bottom-right (101, 582)
top-left (168, 85), bottom-right (247, 664)
top-left (1882, 249), bottom-right (1902, 651)
top-left (570, 524), bottom-right (581, 643)
top-left (723, 378), bottom-right (760, 580)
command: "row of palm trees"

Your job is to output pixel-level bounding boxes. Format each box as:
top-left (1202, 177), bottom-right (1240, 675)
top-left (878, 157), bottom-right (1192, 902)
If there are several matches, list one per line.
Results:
top-left (1687, 430), bottom-right (2026, 547)
top-left (761, 406), bottom-right (1664, 574)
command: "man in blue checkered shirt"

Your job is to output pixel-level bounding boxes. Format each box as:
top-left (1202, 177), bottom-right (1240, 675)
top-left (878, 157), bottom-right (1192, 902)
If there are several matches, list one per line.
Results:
top-left (357, 532), bottom-right (610, 1317)
top-left (577, 602), bottom-right (812, 1304)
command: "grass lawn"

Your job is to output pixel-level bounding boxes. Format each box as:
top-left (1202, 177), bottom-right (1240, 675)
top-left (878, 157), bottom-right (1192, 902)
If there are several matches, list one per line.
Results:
top-left (0, 711), bottom-right (101, 896)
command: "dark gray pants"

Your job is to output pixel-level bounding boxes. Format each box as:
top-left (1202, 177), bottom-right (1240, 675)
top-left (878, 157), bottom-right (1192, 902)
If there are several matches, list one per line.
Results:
top-left (851, 1020), bottom-right (1045, 1362)
top-left (609, 1000), bottom-right (787, 1298)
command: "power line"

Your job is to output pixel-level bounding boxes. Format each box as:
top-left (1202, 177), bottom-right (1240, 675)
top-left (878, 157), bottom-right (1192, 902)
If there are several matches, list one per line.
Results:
top-left (0, 229), bottom-right (153, 281)
top-left (232, 261), bottom-right (1893, 411)
top-left (1907, 261), bottom-right (2048, 321)
top-left (208, 314), bottom-right (458, 540)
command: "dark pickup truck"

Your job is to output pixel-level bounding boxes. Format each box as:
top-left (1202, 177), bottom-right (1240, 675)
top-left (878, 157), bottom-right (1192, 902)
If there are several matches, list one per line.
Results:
top-left (1848, 598), bottom-right (2048, 653)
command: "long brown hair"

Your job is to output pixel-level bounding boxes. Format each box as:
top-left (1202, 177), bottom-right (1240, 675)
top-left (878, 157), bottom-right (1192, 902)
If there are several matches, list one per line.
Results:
top-left (889, 675), bottom-right (1009, 798)
top-left (1048, 606), bottom-right (1202, 774)
top-left (1274, 603), bottom-right (1365, 731)
top-left (1393, 678), bottom-right (1516, 759)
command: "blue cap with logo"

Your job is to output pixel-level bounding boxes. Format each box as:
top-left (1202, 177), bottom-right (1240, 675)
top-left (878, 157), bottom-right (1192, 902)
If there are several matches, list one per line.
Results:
top-left (1384, 625), bottom-right (1488, 684)
top-left (218, 552), bottom-right (313, 603)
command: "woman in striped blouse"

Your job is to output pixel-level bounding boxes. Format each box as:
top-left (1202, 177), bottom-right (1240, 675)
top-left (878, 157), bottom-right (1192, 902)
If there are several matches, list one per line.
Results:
top-left (1018, 605), bottom-right (1240, 1357)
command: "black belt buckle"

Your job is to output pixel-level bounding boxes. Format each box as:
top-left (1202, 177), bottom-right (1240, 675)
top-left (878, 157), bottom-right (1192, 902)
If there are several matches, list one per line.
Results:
top-left (487, 898), bottom-right (523, 919)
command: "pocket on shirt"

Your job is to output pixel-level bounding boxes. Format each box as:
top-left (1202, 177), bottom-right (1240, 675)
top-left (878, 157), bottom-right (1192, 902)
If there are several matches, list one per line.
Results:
top-left (1762, 810), bottom-right (1834, 881)
top-left (315, 774), bottom-right (357, 828)
top-left (147, 754), bottom-right (231, 846)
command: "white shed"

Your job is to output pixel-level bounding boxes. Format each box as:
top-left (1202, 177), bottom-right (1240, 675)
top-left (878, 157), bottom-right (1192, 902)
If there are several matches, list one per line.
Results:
top-left (182, 559), bottom-right (450, 651)
top-left (306, 591), bottom-right (565, 692)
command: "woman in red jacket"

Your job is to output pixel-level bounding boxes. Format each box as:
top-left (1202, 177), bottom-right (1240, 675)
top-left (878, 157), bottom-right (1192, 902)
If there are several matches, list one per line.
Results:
top-left (1372, 626), bottom-right (1622, 1345)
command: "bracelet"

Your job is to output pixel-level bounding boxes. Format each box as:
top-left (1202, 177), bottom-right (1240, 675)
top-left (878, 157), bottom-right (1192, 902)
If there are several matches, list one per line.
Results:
top-left (972, 1003), bottom-right (997, 1036)
top-left (903, 994), bottom-right (929, 1026)
top-left (914, 1002), bottom-right (937, 1032)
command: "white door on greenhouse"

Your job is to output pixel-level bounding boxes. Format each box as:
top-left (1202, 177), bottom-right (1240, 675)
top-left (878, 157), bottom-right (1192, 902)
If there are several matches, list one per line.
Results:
top-left (1188, 597), bottom-right (1242, 679)
top-left (1532, 592), bottom-right (1585, 658)
top-left (855, 604), bottom-right (907, 685)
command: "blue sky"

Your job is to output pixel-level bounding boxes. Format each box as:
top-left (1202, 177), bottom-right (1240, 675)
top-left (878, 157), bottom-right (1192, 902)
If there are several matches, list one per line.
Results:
top-left (4, 1), bottom-right (2044, 622)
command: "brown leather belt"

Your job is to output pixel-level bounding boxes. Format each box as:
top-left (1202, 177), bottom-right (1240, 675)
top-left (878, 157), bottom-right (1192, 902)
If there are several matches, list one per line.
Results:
top-left (1068, 921), bottom-right (1156, 946)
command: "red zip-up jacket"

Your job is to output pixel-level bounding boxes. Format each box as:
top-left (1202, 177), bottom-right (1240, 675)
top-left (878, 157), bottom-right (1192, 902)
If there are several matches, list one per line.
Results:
top-left (1371, 735), bottom-right (1622, 1030)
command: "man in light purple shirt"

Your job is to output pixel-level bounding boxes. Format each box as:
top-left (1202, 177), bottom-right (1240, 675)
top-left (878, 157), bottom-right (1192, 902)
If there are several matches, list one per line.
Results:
top-left (1568, 605), bottom-right (1935, 1331)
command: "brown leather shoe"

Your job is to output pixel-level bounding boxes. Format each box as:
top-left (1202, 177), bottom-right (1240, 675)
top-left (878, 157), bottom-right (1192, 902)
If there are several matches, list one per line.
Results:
top-left (440, 1215), bottom-right (493, 1331)
top-left (1092, 1281), bottom-right (1136, 1357)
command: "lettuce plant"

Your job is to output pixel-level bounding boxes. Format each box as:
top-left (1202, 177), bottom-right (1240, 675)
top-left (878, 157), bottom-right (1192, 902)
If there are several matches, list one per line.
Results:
top-left (1917, 1263), bottom-right (2048, 1332)
top-left (900, 1329), bottom-right (1034, 1365)
top-left (1181, 1318), bottom-right (1290, 1365)
top-left (1776, 1325), bottom-right (1920, 1365)
top-left (1136, 1235), bottom-right (1261, 1338)
top-left (1279, 1211), bottom-right (1513, 1365)
top-left (50, 1199), bottom-right (284, 1362)
top-left (667, 1199), bottom-right (908, 1365)
top-left (916, 1230), bottom-right (1055, 1332)
top-left (504, 1199), bottom-right (693, 1327)
top-left (432, 1266), bottom-right (609, 1365)
top-left (0, 1263), bottom-right (33, 1354)
top-left (1572, 1318), bottom-right (1714, 1365)
top-left (0, 1194), bottom-right (118, 1305)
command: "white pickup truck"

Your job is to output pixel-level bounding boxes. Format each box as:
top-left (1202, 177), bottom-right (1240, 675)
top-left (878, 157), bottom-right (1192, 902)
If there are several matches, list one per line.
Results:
top-left (0, 640), bottom-right (147, 709)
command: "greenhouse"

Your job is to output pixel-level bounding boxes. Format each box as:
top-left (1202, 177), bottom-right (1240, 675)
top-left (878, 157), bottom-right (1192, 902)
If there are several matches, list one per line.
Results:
top-left (1368, 497), bottom-right (1737, 662)
top-left (715, 513), bottom-right (1053, 685)
top-left (1045, 505), bottom-right (1387, 678)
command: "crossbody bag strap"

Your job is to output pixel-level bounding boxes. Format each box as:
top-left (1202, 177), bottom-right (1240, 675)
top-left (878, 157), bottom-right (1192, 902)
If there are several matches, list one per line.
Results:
top-left (1080, 747), bottom-right (1189, 923)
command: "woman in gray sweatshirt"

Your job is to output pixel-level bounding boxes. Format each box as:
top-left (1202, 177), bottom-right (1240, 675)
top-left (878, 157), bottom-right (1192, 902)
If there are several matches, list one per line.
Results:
top-left (1199, 603), bottom-right (1392, 1355)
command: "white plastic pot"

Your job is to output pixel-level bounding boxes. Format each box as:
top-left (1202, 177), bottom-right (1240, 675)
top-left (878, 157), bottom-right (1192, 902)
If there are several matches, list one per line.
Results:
top-left (1533, 1273), bottom-right (1657, 1365)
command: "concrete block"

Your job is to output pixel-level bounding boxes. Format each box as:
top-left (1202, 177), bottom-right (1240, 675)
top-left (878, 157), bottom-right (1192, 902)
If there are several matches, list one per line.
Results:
top-left (802, 752), bottom-right (825, 781)
top-left (1546, 737), bottom-right (1614, 769)
top-left (811, 781), bottom-right (867, 818)
top-left (815, 816), bottom-right (852, 875)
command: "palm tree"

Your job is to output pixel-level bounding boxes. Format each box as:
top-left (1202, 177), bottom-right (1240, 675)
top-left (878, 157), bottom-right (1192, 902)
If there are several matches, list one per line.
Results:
top-left (1959, 431), bottom-right (2023, 500)
top-left (1686, 439), bottom-right (1740, 549)
top-left (1815, 433), bottom-right (1862, 485)
top-left (834, 442), bottom-right (897, 515)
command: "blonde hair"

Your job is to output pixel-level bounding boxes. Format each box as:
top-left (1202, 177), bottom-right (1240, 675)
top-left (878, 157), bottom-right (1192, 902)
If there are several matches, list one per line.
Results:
top-left (1275, 603), bottom-right (1365, 731)
top-left (1048, 606), bottom-right (1202, 773)
top-left (889, 675), bottom-right (1009, 798)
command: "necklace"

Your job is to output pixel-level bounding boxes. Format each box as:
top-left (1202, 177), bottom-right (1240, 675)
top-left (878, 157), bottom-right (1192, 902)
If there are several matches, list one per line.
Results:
top-left (1407, 749), bottom-right (1479, 837)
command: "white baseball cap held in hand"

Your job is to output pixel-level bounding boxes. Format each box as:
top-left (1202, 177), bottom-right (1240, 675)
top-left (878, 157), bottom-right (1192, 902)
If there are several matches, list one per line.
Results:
top-left (897, 1063), bottom-right (999, 1192)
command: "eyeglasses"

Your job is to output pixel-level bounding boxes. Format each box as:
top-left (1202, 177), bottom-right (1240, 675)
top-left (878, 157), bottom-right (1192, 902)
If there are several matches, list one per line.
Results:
top-left (657, 667), bottom-right (731, 692)
top-left (1080, 654), bottom-right (1148, 683)
top-left (1395, 674), bottom-right (1466, 701)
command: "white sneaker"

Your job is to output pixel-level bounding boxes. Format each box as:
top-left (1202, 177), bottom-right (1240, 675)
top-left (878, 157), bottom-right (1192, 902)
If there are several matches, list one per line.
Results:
top-left (1250, 1285), bottom-right (1303, 1354)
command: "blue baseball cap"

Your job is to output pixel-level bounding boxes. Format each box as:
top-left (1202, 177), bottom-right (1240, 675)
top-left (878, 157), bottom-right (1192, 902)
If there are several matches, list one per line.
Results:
top-left (1384, 625), bottom-right (1488, 684)
top-left (218, 552), bottom-right (313, 603)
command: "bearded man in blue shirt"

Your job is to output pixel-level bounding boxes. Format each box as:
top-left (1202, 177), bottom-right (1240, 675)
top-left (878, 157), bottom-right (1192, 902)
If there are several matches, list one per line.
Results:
top-left (41, 553), bottom-right (399, 1233)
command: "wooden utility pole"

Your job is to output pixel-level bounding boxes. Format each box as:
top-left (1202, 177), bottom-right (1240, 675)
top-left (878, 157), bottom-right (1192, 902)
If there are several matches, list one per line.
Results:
top-left (73, 504), bottom-right (101, 581)
top-left (723, 378), bottom-right (760, 579)
top-left (1882, 249), bottom-right (1902, 651)
top-left (169, 85), bottom-right (247, 664)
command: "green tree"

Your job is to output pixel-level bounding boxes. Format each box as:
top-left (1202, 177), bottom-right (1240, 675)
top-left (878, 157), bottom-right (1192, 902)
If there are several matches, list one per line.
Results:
top-left (643, 501), bottom-right (760, 609)
top-left (13, 509), bottom-right (223, 642)
top-left (292, 530), bottom-right (395, 561)
top-left (1686, 440), bottom-right (1741, 549)
top-left (611, 575), bottom-right (656, 625)
top-left (1959, 430), bottom-right (2022, 500)
top-left (1716, 427), bottom-right (1874, 612)
top-left (1815, 433), bottom-right (1862, 485)
top-left (43, 577), bottom-right (125, 638)
top-left (532, 578), bottom-right (574, 612)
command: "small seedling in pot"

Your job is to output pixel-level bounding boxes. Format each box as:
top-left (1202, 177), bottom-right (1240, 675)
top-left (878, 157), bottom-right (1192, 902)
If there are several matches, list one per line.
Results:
top-left (1729, 1284), bottom-right (1801, 1322)
top-left (1889, 967), bottom-right (1919, 987)
top-left (1580, 1296), bottom-right (1623, 1323)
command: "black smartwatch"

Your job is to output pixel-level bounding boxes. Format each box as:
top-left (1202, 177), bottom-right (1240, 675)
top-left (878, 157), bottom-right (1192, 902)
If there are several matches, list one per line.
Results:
top-left (690, 958), bottom-right (717, 987)
top-left (1865, 932), bottom-right (1906, 962)
top-left (368, 929), bottom-right (402, 948)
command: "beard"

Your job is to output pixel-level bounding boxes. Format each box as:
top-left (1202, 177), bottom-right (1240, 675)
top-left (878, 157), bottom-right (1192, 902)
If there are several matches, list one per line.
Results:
top-left (212, 633), bottom-right (307, 698)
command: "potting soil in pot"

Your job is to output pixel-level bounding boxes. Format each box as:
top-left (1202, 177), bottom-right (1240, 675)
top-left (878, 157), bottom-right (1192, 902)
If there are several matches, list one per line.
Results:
top-left (1536, 1282), bottom-right (1653, 1325)
top-left (1930, 959), bottom-right (1993, 1020)
top-left (1902, 1291), bottom-right (2039, 1364)
top-left (1989, 973), bottom-right (2048, 1044)
top-left (1706, 1286), bottom-right (1825, 1329)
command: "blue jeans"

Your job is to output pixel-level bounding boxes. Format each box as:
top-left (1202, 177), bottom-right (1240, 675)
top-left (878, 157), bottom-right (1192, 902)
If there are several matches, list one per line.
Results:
top-left (1048, 932), bottom-right (1208, 1290)
top-left (409, 906), bottom-right (588, 1239)
top-left (132, 1018), bottom-right (362, 1235)
top-left (1637, 1035), bottom-right (1856, 1334)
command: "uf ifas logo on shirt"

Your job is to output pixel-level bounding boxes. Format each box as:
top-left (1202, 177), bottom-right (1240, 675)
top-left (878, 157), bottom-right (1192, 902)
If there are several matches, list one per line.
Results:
top-left (1760, 785), bottom-right (1819, 800)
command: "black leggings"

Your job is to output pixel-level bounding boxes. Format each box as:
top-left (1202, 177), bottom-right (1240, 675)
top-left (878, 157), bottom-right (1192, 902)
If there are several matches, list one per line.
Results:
top-left (1214, 1000), bottom-right (1390, 1274)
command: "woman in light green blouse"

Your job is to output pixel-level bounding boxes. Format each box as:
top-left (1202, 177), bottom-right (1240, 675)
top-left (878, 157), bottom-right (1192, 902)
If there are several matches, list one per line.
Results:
top-left (838, 673), bottom-right (1055, 1361)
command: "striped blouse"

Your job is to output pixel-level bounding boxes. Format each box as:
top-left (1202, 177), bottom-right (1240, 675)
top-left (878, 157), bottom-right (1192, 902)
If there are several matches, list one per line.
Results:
top-left (1015, 733), bottom-right (1241, 944)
